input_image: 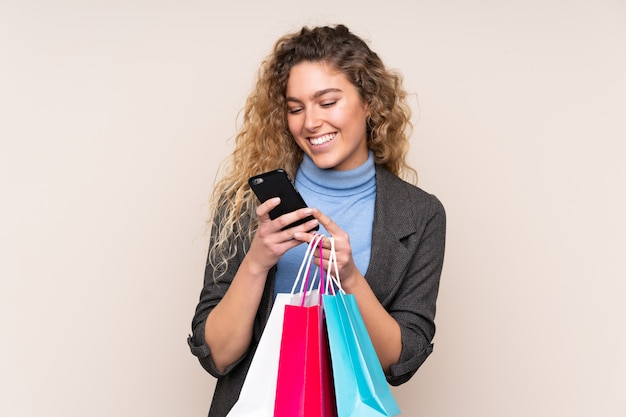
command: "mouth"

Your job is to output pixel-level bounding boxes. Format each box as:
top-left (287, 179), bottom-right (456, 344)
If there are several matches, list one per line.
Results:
top-left (308, 133), bottom-right (336, 146)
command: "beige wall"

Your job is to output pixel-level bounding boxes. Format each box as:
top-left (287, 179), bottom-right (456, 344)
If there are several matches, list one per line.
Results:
top-left (1, 1), bottom-right (625, 416)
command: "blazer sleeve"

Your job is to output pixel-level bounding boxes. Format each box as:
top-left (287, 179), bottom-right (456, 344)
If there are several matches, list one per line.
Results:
top-left (186, 214), bottom-right (250, 378)
top-left (390, 193), bottom-right (445, 385)
top-left (369, 181), bottom-right (446, 386)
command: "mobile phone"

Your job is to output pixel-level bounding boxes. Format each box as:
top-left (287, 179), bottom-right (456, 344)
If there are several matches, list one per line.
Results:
top-left (248, 169), bottom-right (318, 231)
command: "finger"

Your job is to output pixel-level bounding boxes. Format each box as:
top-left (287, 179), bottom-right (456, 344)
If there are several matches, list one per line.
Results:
top-left (256, 197), bottom-right (281, 222)
top-left (292, 228), bottom-right (321, 244)
top-left (275, 207), bottom-right (319, 233)
top-left (310, 209), bottom-right (346, 240)
top-left (310, 208), bottom-right (333, 230)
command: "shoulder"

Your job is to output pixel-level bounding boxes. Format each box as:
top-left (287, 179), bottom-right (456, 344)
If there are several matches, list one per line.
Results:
top-left (375, 165), bottom-right (445, 220)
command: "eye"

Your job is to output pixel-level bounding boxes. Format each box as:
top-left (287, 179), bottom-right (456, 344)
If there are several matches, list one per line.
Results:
top-left (320, 100), bottom-right (336, 108)
top-left (288, 107), bottom-right (303, 115)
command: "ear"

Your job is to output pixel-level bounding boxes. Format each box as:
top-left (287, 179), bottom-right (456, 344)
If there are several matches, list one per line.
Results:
top-left (364, 102), bottom-right (372, 123)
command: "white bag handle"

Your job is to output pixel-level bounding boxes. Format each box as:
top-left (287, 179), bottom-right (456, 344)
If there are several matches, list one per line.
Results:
top-left (324, 236), bottom-right (343, 295)
top-left (289, 234), bottom-right (325, 296)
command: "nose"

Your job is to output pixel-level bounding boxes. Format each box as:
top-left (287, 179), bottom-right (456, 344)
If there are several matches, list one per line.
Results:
top-left (303, 107), bottom-right (322, 132)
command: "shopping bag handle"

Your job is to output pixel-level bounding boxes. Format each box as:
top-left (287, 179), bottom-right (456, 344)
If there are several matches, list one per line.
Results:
top-left (290, 234), bottom-right (321, 295)
top-left (300, 234), bottom-right (325, 306)
top-left (324, 236), bottom-right (343, 296)
top-left (290, 233), bottom-right (327, 306)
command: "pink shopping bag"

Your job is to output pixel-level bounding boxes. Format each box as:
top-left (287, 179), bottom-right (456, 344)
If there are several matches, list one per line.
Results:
top-left (274, 235), bottom-right (336, 417)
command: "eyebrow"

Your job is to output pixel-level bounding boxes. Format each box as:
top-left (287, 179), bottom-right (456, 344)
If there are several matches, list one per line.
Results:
top-left (286, 88), bottom-right (342, 102)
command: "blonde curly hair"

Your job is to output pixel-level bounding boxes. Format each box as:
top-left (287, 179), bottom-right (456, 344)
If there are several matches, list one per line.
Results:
top-left (208, 24), bottom-right (415, 279)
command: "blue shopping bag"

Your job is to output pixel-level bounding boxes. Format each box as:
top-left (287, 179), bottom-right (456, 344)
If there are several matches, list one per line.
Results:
top-left (322, 238), bottom-right (400, 417)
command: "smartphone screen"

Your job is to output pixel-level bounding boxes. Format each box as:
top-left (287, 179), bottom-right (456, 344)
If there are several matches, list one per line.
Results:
top-left (248, 169), bottom-right (318, 231)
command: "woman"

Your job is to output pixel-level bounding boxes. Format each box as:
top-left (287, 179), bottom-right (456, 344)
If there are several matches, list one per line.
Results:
top-left (188, 24), bottom-right (446, 416)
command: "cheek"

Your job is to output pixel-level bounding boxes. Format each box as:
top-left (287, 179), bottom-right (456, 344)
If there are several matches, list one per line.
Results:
top-left (349, 108), bottom-right (368, 133)
top-left (333, 103), bottom-right (361, 128)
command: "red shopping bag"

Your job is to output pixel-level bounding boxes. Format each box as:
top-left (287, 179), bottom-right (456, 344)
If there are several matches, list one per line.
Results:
top-left (274, 235), bottom-right (336, 417)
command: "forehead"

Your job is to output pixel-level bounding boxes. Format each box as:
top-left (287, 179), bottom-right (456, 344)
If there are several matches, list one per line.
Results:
top-left (286, 61), bottom-right (352, 96)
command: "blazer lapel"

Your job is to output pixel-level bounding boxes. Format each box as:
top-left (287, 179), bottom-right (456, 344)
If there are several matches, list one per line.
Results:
top-left (365, 167), bottom-right (419, 305)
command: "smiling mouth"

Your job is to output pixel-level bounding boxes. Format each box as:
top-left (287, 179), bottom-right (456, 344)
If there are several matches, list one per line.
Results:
top-left (309, 133), bottom-right (336, 146)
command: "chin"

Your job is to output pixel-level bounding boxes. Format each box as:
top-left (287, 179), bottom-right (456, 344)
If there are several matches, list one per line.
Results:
top-left (309, 157), bottom-right (339, 170)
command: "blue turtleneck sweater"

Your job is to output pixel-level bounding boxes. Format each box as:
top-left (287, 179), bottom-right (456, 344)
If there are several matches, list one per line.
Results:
top-left (273, 152), bottom-right (376, 297)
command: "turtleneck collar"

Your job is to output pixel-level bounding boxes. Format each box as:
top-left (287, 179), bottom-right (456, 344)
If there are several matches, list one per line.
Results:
top-left (296, 151), bottom-right (376, 197)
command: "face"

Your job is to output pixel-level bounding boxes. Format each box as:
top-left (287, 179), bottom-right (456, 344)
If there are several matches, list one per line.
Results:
top-left (286, 61), bottom-right (369, 171)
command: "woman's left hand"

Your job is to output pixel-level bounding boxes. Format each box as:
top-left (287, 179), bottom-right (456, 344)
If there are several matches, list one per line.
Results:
top-left (294, 208), bottom-right (360, 285)
top-left (296, 208), bottom-right (402, 373)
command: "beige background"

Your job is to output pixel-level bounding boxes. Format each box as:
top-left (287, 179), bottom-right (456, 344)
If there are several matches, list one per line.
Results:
top-left (1, 0), bottom-right (625, 416)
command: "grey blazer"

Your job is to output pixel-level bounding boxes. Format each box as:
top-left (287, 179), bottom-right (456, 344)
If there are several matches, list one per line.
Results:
top-left (188, 165), bottom-right (446, 417)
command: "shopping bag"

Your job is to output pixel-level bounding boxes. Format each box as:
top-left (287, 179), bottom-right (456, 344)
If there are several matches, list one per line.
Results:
top-left (322, 237), bottom-right (401, 417)
top-left (274, 235), bottom-right (336, 417)
top-left (227, 236), bottom-right (328, 417)
top-left (225, 292), bottom-right (291, 417)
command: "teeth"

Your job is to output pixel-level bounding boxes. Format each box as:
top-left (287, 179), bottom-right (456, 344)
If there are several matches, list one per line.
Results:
top-left (310, 133), bottom-right (335, 145)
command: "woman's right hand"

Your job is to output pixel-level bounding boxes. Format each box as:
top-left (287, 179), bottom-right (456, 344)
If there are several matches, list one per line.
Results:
top-left (204, 197), bottom-right (319, 373)
top-left (246, 197), bottom-right (320, 271)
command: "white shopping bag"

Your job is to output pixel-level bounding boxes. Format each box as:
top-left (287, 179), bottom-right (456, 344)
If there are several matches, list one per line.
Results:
top-left (226, 235), bottom-right (325, 417)
top-left (226, 291), bottom-right (291, 417)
